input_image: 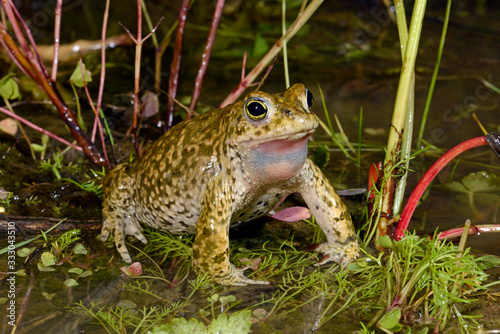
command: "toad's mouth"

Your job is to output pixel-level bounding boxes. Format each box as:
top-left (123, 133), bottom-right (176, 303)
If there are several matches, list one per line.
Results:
top-left (243, 130), bottom-right (314, 154)
top-left (241, 130), bottom-right (314, 181)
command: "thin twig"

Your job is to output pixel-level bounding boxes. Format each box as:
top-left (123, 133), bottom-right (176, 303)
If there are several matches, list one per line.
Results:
top-left (0, 106), bottom-right (82, 151)
top-left (78, 58), bottom-right (111, 168)
top-left (189, 0), bottom-right (225, 114)
top-left (93, 0), bottom-right (111, 143)
top-left (166, 0), bottom-right (190, 129)
top-left (220, 0), bottom-right (324, 107)
top-left (50, 0), bottom-right (62, 82)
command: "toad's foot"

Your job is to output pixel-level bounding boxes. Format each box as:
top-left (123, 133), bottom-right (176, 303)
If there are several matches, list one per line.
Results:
top-left (313, 240), bottom-right (359, 267)
top-left (214, 265), bottom-right (270, 286)
top-left (101, 218), bottom-right (148, 263)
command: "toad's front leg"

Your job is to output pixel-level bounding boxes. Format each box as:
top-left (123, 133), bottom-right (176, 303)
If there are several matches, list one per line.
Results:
top-left (192, 176), bottom-right (268, 286)
top-left (298, 159), bottom-right (359, 266)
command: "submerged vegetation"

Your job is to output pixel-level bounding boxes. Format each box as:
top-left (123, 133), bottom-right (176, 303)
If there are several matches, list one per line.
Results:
top-left (0, 0), bottom-right (499, 333)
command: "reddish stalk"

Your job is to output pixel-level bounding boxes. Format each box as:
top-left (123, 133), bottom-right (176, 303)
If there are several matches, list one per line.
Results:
top-left (0, 106), bottom-right (82, 151)
top-left (120, 1), bottom-right (162, 155)
top-left (50, 0), bottom-right (62, 82)
top-left (394, 136), bottom-right (489, 240)
top-left (220, 0), bottom-right (324, 107)
top-left (436, 224), bottom-right (500, 240)
top-left (166, 0), bottom-right (190, 129)
top-left (78, 58), bottom-right (111, 168)
top-left (92, 0), bottom-right (111, 143)
top-left (131, 0), bottom-right (143, 155)
top-left (188, 0), bottom-right (225, 114)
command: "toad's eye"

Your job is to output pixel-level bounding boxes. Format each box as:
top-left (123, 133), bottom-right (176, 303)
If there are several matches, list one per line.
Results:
top-left (245, 99), bottom-right (268, 120)
top-left (306, 89), bottom-right (314, 109)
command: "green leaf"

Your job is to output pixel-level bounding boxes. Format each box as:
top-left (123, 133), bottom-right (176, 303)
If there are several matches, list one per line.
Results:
top-left (80, 270), bottom-right (92, 278)
top-left (376, 235), bottom-right (393, 249)
top-left (30, 143), bottom-right (46, 153)
top-left (444, 180), bottom-right (468, 193)
top-left (41, 252), bottom-right (56, 266)
top-left (17, 247), bottom-right (35, 258)
top-left (0, 297), bottom-right (7, 304)
top-left (208, 293), bottom-right (219, 302)
top-left (37, 261), bottom-right (56, 272)
top-left (478, 255), bottom-right (500, 269)
top-left (72, 243), bottom-right (88, 255)
top-left (148, 317), bottom-right (206, 334)
top-left (64, 278), bottom-right (79, 287)
top-left (219, 295), bottom-right (237, 304)
top-left (208, 310), bottom-right (252, 334)
top-left (70, 62), bottom-right (92, 87)
top-left (68, 267), bottom-right (83, 275)
top-left (445, 171), bottom-right (500, 193)
top-left (378, 307), bottom-right (401, 330)
top-left (0, 74), bottom-right (20, 100)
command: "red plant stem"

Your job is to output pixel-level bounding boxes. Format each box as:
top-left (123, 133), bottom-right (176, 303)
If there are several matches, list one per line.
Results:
top-left (166, 0), bottom-right (190, 129)
top-left (394, 136), bottom-right (489, 240)
top-left (50, 0), bottom-right (62, 82)
top-left (367, 162), bottom-right (382, 217)
top-left (189, 0), bottom-right (225, 114)
top-left (79, 58), bottom-right (111, 169)
top-left (436, 224), bottom-right (500, 240)
top-left (10, 2), bottom-right (49, 78)
top-left (0, 106), bottom-right (82, 151)
top-left (93, 0), bottom-right (111, 142)
top-left (130, 0), bottom-right (143, 156)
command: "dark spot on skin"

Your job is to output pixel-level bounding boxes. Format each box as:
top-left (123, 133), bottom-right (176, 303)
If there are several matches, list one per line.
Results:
top-left (315, 205), bottom-right (320, 210)
top-left (178, 220), bottom-right (189, 228)
top-left (202, 227), bottom-right (212, 237)
top-left (117, 243), bottom-right (123, 249)
top-left (336, 235), bottom-right (358, 245)
top-left (213, 252), bottom-right (226, 264)
top-left (254, 130), bottom-right (262, 136)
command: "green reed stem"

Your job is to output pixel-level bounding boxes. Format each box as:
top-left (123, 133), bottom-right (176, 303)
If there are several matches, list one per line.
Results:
top-left (378, 0), bottom-right (426, 236)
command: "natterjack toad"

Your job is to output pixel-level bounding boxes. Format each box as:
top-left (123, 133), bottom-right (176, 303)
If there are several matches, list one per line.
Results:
top-left (101, 84), bottom-right (359, 285)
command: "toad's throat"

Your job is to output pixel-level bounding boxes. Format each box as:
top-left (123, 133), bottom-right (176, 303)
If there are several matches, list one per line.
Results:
top-left (244, 131), bottom-right (312, 181)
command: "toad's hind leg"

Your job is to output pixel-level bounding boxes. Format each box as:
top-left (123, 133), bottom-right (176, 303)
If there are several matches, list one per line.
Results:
top-left (101, 164), bottom-right (148, 263)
